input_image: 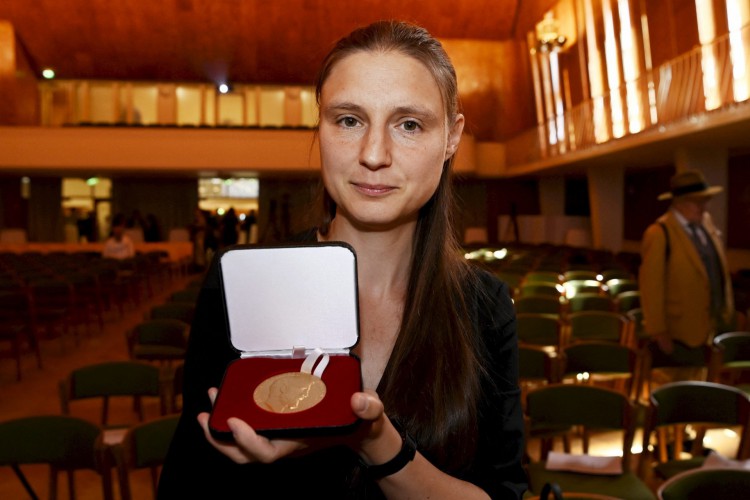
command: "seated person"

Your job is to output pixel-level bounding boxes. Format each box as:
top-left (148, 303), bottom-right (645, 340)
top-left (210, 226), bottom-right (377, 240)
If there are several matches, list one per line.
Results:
top-left (102, 214), bottom-right (135, 260)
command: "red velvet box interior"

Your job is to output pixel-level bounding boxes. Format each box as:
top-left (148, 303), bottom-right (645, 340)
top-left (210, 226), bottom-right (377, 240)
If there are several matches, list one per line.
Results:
top-left (209, 354), bottom-right (362, 439)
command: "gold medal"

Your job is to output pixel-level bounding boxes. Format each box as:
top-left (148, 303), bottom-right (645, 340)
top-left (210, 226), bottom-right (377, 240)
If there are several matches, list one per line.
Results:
top-left (253, 371), bottom-right (327, 414)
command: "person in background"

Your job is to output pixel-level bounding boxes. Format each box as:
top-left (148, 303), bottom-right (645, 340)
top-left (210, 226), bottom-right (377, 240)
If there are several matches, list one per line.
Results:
top-left (102, 213), bottom-right (135, 260)
top-left (639, 169), bottom-right (735, 373)
top-left (221, 207), bottom-right (239, 247)
top-left (159, 20), bottom-right (526, 499)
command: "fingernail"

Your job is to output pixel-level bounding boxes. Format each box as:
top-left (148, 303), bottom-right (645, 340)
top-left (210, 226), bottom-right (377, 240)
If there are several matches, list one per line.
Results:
top-left (354, 394), bottom-right (367, 412)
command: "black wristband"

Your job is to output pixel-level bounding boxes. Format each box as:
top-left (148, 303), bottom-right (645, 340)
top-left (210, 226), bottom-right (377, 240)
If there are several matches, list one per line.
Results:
top-left (361, 419), bottom-right (417, 480)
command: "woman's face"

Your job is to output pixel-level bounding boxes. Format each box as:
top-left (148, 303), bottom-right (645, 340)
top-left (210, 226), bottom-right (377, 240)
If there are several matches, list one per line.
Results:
top-left (318, 50), bottom-right (464, 231)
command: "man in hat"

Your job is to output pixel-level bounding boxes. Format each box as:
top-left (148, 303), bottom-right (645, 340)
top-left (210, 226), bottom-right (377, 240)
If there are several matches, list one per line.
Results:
top-left (639, 169), bottom-right (735, 369)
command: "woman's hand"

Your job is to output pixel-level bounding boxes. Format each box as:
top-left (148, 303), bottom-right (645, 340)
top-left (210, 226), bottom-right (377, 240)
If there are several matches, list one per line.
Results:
top-left (196, 387), bottom-right (398, 465)
top-left (196, 387), bottom-right (308, 464)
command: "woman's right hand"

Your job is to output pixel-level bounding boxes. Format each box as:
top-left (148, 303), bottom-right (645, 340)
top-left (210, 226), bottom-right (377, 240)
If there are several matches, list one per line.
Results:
top-left (196, 387), bottom-right (310, 464)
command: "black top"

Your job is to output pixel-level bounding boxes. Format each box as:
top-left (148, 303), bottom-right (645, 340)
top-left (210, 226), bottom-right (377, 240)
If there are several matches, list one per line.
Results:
top-left (159, 234), bottom-right (527, 499)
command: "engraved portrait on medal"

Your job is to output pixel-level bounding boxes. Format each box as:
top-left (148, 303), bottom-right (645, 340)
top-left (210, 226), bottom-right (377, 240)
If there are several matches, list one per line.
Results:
top-left (253, 372), bottom-right (327, 414)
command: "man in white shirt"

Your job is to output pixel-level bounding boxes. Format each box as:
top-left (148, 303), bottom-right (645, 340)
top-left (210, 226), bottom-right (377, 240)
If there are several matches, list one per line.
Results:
top-left (102, 215), bottom-right (135, 260)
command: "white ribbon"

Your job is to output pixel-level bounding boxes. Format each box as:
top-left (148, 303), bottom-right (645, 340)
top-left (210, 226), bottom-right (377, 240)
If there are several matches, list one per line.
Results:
top-left (300, 347), bottom-right (330, 379)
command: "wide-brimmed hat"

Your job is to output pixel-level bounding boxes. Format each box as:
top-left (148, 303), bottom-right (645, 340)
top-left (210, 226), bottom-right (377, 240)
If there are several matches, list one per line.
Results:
top-left (657, 169), bottom-right (723, 201)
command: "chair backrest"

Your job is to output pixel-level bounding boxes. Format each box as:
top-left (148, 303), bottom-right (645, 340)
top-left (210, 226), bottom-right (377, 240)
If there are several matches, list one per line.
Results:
top-left (60, 361), bottom-right (163, 425)
top-left (604, 279), bottom-right (638, 297)
top-left (615, 290), bottom-right (641, 313)
top-left (562, 342), bottom-right (636, 378)
top-left (658, 468), bottom-right (750, 500)
top-left (519, 345), bottom-right (558, 384)
top-left (517, 313), bottom-right (563, 351)
top-left (648, 380), bottom-right (750, 429)
top-left (524, 271), bottom-right (562, 285)
top-left (520, 282), bottom-right (563, 298)
top-left (563, 280), bottom-right (603, 298)
top-left (129, 319), bottom-right (189, 349)
top-left (642, 381), bottom-right (750, 464)
top-left (126, 319), bottom-right (190, 363)
top-left (169, 288), bottom-right (200, 304)
top-left (566, 294), bottom-right (614, 314)
top-left (117, 414), bottom-right (180, 500)
top-left (515, 295), bottom-right (562, 315)
top-left (567, 311), bottom-right (628, 345)
top-left (526, 384), bottom-right (636, 468)
top-left (713, 331), bottom-right (750, 368)
top-left (148, 302), bottom-right (195, 324)
top-left (0, 415), bottom-right (101, 472)
top-left (561, 342), bottom-right (637, 397)
top-left (599, 269), bottom-right (633, 283)
top-left (563, 270), bottom-right (600, 282)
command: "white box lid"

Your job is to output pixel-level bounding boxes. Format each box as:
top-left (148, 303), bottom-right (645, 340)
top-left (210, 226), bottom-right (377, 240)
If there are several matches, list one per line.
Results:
top-left (219, 243), bottom-right (359, 355)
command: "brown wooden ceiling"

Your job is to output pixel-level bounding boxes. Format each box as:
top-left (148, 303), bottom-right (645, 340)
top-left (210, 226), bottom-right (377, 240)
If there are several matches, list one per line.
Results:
top-left (1, 0), bottom-right (557, 84)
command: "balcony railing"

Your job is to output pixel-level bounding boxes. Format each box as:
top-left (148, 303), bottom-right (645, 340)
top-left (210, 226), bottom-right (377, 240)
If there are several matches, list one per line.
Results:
top-left (506, 21), bottom-right (750, 167)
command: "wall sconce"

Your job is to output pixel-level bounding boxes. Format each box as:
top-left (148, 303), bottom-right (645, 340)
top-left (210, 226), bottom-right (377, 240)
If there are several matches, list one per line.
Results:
top-left (535, 12), bottom-right (567, 52)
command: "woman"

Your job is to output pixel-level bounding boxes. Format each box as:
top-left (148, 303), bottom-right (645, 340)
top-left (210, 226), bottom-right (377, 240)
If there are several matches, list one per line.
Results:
top-left (159, 20), bottom-right (526, 499)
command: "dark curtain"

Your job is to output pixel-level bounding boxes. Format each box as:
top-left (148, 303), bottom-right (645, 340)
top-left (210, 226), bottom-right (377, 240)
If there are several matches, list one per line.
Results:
top-left (111, 178), bottom-right (198, 241)
top-left (0, 177), bottom-right (27, 230)
top-left (28, 177), bottom-right (63, 242)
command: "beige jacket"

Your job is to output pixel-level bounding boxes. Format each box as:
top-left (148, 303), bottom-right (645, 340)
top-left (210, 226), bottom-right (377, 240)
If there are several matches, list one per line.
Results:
top-left (639, 211), bottom-right (734, 347)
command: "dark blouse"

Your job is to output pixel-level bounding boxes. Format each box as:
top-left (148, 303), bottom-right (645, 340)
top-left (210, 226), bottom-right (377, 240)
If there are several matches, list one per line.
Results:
top-left (158, 236), bottom-right (527, 499)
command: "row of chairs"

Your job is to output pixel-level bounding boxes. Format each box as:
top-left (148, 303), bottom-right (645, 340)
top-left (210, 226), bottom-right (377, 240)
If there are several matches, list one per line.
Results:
top-left (517, 310), bottom-right (641, 353)
top-left (521, 330), bottom-right (750, 404)
top-left (0, 358), bottom-right (186, 499)
top-left (524, 380), bottom-right (750, 499)
top-left (514, 291), bottom-right (640, 317)
top-left (0, 412), bottom-right (180, 500)
top-left (0, 252), bottom-right (184, 380)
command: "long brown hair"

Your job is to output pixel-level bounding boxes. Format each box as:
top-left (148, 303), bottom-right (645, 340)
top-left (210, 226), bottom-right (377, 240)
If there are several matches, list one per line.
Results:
top-left (315, 20), bottom-right (485, 471)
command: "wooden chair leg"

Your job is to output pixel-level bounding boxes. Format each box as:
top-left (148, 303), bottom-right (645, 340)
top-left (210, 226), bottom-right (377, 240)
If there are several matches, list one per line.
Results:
top-left (49, 466), bottom-right (58, 500)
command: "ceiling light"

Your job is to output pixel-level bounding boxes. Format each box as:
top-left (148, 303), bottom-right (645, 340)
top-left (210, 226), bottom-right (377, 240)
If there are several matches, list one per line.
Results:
top-left (218, 83), bottom-right (230, 94)
top-left (42, 68), bottom-right (56, 79)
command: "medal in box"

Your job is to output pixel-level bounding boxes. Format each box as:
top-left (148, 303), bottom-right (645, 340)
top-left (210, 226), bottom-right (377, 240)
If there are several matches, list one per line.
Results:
top-left (208, 243), bottom-right (362, 440)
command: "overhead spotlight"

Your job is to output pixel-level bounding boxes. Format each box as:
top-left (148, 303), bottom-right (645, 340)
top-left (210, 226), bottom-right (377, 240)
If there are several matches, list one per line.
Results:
top-left (86, 177), bottom-right (99, 186)
top-left (42, 68), bottom-right (56, 79)
top-left (218, 83), bottom-right (231, 94)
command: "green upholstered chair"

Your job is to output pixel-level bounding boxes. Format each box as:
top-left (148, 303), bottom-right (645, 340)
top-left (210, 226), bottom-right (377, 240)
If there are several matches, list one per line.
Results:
top-left (59, 361), bottom-right (164, 426)
top-left (614, 290), bottom-right (641, 314)
top-left (125, 319), bottom-right (189, 364)
top-left (563, 280), bottom-right (603, 299)
top-left (515, 295), bottom-right (563, 315)
top-left (566, 294), bottom-right (614, 314)
top-left (0, 415), bottom-right (112, 500)
top-left (639, 381), bottom-right (750, 481)
top-left (657, 467), bottom-right (750, 500)
top-left (525, 384), bottom-right (655, 500)
top-left (115, 414), bottom-right (180, 500)
top-left (520, 282), bottom-right (564, 299)
top-left (525, 271), bottom-right (563, 285)
top-left (560, 342), bottom-right (638, 400)
top-left (604, 279), bottom-right (638, 297)
top-left (168, 287), bottom-right (200, 304)
top-left (711, 331), bottom-right (750, 392)
top-left (566, 311), bottom-right (628, 346)
top-left (563, 270), bottom-right (600, 282)
top-left (517, 313), bottom-right (564, 353)
top-left (146, 302), bottom-right (195, 325)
